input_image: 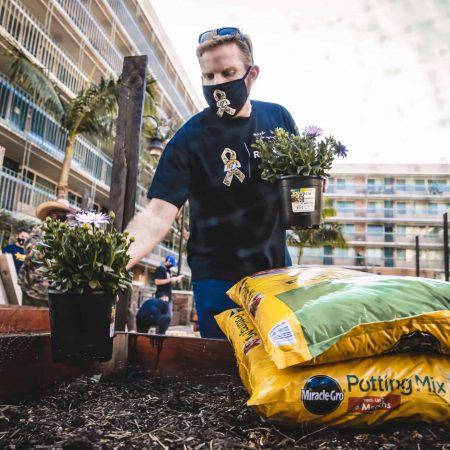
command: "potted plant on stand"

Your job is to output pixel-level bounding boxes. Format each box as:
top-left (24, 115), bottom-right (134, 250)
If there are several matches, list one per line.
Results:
top-left (253, 126), bottom-right (348, 229)
top-left (38, 211), bottom-right (133, 363)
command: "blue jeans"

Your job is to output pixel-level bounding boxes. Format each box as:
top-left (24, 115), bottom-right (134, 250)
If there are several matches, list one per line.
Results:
top-left (192, 279), bottom-right (238, 339)
top-left (193, 250), bottom-right (292, 338)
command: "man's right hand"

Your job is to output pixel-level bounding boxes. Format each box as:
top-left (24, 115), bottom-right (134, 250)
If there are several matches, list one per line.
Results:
top-left (172, 275), bottom-right (183, 283)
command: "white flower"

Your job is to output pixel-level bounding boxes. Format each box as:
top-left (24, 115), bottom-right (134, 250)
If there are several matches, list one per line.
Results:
top-left (72, 211), bottom-right (110, 228)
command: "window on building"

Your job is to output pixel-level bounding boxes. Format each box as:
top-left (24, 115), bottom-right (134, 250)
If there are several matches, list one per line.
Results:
top-left (428, 203), bottom-right (438, 215)
top-left (303, 247), bottom-right (322, 257)
top-left (396, 202), bottom-right (407, 214)
top-left (341, 224), bottom-right (355, 234)
top-left (336, 178), bottom-right (346, 190)
top-left (428, 179), bottom-right (446, 195)
top-left (336, 201), bottom-right (355, 212)
top-left (35, 175), bottom-right (56, 193)
top-left (368, 202), bottom-right (377, 213)
top-left (414, 179), bottom-right (425, 192)
top-left (335, 248), bottom-right (355, 258)
top-left (367, 248), bottom-right (383, 259)
top-left (397, 249), bottom-right (406, 260)
top-left (396, 179), bottom-right (406, 191)
top-left (68, 192), bottom-right (82, 209)
top-left (368, 224), bottom-right (383, 235)
top-left (396, 225), bottom-right (406, 236)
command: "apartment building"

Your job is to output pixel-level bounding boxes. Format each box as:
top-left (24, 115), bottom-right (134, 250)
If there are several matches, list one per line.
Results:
top-left (0, 0), bottom-right (203, 285)
top-left (293, 164), bottom-right (450, 280)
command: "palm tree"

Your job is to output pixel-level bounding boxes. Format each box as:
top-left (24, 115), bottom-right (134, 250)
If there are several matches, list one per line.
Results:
top-left (57, 75), bottom-right (158, 199)
top-left (287, 201), bottom-right (347, 264)
top-left (2, 38), bottom-right (160, 199)
top-left (2, 41), bottom-right (64, 117)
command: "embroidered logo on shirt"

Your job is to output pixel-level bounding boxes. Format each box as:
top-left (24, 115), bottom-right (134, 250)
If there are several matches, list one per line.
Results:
top-left (214, 90), bottom-right (236, 117)
top-left (221, 148), bottom-right (245, 187)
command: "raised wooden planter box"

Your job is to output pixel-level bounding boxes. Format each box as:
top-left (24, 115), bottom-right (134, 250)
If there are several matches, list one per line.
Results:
top-left (0, 307), bottom-right (236, 399)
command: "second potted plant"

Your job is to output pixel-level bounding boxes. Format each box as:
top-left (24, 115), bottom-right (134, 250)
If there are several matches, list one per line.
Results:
top-left (253, 126), bottom-right (348, 229)
top-left (38, 211), bottom-right (133, 363)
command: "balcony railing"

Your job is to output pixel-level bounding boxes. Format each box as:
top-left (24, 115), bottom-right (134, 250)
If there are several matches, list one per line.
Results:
top-left (54, 0), bottom-right (124, 74)
top-left (0, 75), bottom-right (112, 186)
top-left (344, 232), bottom-right (444, 245)
top-left (0, 167), bottom-right (77, 215)
top-left (0, 0), bottom-right (88, 96)
top-left (295, 252), bottom-right (446, 271)
top-left (106, 0), bottom-right (192, 117)
top-left (333, 207), bottom-right (449, 220)
top-left (326, 183), bottom-right (450, 197)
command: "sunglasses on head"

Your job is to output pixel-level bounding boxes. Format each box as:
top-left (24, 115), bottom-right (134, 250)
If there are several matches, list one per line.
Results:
top-left (198, 27), bottom-right (243, 44)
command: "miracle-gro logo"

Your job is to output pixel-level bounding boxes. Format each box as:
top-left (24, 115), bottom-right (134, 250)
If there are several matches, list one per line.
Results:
top-left (301, 375), bottom-right (344, 415)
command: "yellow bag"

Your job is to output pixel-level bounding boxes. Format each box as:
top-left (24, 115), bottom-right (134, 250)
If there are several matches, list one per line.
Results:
top-left (216, 309), bottom-right (450, 427)
top-left (227, 266), bottom-right (450, 369)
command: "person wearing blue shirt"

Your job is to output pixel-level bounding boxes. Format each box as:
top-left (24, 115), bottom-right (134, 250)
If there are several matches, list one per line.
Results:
top-left (136, 295), bottom-right (172, 335)
top-left (2, 230), bottom-right (29, 273)
top-left (126, 28), bottom-right (294, 338)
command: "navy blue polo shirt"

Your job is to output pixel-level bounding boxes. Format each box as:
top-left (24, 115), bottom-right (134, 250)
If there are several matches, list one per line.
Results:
top-left (148, 100), bottom-right (297, 282)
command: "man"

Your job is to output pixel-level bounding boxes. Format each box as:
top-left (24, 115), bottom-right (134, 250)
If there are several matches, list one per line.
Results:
top-left (2, 230), bottom-right (29, 273)
top-left (154, 255), bottom-right (182, 301)
top-left (126, 28), bottom-right (296, 338)
top-left (18, 199), bottom-right (76, 306)
top-left (135, 295), bottom-right (172, 335)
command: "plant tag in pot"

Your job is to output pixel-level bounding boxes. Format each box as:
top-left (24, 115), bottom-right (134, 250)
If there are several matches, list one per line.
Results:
top-left (290, 188), bottom-right (316, 213)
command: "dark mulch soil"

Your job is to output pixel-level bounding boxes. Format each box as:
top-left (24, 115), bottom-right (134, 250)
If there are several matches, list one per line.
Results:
top-left (0, 374), bottom-right (448, 450)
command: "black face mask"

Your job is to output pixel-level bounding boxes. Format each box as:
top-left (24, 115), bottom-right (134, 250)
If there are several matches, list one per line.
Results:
top-left (203, 67), bottom-right (252, 118)
top-left (17, 238), bottom-right (25, 245)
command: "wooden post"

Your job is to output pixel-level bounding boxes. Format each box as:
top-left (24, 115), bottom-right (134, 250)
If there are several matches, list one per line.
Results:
top-left (444, 213), bottom-right (449, 282)
top-left (415, 235), bottom-right (420, 277)
top-left (109, 55), bottom-right (148, 331)
top-left (0, 254), bottom-right (22, 305)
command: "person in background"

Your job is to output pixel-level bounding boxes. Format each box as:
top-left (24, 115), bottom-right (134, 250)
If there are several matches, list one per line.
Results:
top-left (135, 295), bottom-right (172, 335)
top-left (126, 27), bottom-right (296, 338)
top-left (154, 255), bottom-right (183, 301)
top-left (2, 230), bottom-right (29, 273)
top-left (152, 255), bottom-right (183, 329)
top-left (18, 199), bottom-right (76, 306)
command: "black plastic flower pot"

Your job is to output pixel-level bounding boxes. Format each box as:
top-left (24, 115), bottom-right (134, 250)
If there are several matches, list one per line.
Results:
top-left (278, 175), bottom-right (324, 229)
top-left (48, 290), bottom-right (116, 364)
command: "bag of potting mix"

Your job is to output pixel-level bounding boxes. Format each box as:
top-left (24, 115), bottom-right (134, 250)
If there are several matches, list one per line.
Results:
top-left (216, 309), bottom-right (450, 427)
top-left (226, 266), bottom-right (450, 369)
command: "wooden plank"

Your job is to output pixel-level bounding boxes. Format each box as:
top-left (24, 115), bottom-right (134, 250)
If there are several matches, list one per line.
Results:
top-left (0, 333), bottom-right (82, 399)
top-left (128, 334), bottom-right (238, 382)
top-left (0, 305), bottom-right (50, 333)
top-left (0, 332), bottom-right (129, 399)
top-left (0, 333), bottom-right (238, 398)
top-left (0, 253), bottom-right (22, 305)
top-left (109, 55), bottom-right (148, 332)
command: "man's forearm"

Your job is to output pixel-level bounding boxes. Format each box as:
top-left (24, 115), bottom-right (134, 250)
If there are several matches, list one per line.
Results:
top-left (126, 199), bottom-right (179, 269)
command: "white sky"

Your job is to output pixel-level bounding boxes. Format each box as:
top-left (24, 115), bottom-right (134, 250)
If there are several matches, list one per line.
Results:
top-left (150, 0), bottom-right (450, 164)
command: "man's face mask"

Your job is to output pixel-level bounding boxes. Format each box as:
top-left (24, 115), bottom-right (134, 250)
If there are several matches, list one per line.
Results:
top-left (203, 67), bottom-right (252, 118)
top-left (17, 238), bottom-right (25, 245)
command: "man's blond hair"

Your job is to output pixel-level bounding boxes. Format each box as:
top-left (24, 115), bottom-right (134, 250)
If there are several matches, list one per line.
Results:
top-left (196, 34), bottom-right (253, 67)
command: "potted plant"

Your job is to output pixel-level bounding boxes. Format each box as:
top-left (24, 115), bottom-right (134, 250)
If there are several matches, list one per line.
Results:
top-left (38, 211), bottom-right (133, 363)
top-left (253, 126), bottom-right (348, 229)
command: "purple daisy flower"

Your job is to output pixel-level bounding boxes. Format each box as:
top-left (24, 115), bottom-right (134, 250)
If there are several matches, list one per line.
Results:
top-left (335, 141), bottom-right (348, 157)
top-left (303, 125), bottom-right (323, 138)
